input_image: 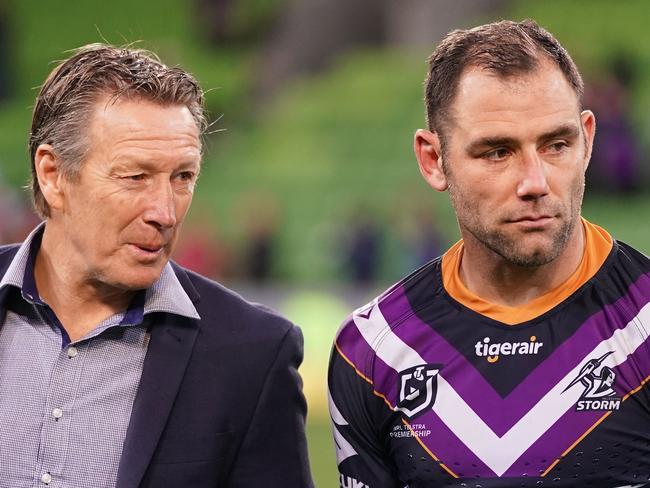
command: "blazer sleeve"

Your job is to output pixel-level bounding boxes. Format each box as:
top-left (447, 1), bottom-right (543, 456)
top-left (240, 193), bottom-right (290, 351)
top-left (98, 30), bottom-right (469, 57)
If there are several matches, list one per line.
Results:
top-left (226, 325), bottom-right (314, 488)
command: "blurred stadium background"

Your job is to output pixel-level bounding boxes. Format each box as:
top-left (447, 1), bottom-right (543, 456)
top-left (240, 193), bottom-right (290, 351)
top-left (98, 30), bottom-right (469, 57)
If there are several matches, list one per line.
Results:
top-left (0, 0), bottom-right (649, 485)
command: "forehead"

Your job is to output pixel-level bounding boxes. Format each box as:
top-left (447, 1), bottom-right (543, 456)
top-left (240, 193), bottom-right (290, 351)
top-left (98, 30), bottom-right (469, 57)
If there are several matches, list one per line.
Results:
top-left (85, 96), bottom-right (202, 166)
top-left (91, 96), bottom-right (199, 137)
top-left (447, 63), bottom-right (581, 142)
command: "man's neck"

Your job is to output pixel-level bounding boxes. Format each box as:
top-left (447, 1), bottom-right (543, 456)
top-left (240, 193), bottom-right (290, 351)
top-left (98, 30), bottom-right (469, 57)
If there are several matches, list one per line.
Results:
top-left (458, 222), bottom-right (585, 308)
top-left (33, 224), bottom-right (135, 342)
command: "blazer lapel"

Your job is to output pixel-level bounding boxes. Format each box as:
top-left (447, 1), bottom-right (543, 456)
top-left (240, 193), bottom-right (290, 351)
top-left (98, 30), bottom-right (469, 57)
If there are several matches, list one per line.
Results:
top-left (116, 314), bottom-right (200, 488)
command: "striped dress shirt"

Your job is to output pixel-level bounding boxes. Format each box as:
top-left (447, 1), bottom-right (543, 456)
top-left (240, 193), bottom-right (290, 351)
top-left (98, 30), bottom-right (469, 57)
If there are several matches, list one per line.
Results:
top-left (0, 224), bottom-right (200, 488)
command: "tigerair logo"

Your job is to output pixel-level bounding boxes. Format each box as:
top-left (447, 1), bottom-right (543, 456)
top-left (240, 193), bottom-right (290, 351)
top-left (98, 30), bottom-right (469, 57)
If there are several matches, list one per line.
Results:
top-left (474, 336), bottom-right (543, 363)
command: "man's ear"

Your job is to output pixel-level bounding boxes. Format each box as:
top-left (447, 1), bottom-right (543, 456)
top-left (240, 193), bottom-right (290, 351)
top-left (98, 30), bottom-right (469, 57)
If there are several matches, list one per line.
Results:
top-left (414, 129), bottom-right (448, 191)
top-left (34, 144), bottom-right (66, 212)
top-left (580, 110), bottom-right (596, 172)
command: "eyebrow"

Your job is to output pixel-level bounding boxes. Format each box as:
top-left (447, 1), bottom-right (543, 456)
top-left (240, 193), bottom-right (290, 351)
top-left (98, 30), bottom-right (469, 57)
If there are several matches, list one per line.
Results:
top-left (113, 158), bottom-right (201, 171)
top-left (538, 124), bottom-right (581, 143)
top-left (465, 124), bottom-right (581, 154)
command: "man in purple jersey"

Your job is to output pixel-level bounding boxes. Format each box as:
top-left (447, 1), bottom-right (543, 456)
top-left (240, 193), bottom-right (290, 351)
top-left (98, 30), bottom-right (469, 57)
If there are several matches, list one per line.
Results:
top-left (329, 19), bottom-right (650, 487)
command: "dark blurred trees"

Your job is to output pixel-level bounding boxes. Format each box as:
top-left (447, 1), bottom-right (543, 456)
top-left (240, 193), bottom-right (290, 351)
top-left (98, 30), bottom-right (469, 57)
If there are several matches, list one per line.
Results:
top-left (254, 0), bottom-right (507, 101)
top-left (196, 0), bottom-right (287, 44)
top-left (196, 0), bottom-right (507, 102)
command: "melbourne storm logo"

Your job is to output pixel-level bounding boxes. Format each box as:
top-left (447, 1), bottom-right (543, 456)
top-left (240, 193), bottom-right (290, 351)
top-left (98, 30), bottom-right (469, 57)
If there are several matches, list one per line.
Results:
top-left (562, 351), bottom-right (621, 411)
top-left (395, 364), bottom-right (441, 418)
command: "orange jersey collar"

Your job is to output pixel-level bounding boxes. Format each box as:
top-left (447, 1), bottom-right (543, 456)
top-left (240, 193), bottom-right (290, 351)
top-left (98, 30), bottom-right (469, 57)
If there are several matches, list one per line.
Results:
top-left (441, 219), bottom-right (613, 325)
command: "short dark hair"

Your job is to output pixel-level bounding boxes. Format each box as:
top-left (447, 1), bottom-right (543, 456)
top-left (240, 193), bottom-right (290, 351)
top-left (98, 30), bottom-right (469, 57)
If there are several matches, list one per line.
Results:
top-left (29, 43), bottom-right (207, 218)
top-left (425, 19), bottom-right (583, 141)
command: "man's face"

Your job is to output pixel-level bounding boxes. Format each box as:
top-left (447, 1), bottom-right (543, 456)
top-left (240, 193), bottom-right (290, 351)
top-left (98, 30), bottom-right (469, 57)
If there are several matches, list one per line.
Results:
top-left (56, 97), bottom-right (201, 290)
top-left (428, 63), bottom-right (594, 267)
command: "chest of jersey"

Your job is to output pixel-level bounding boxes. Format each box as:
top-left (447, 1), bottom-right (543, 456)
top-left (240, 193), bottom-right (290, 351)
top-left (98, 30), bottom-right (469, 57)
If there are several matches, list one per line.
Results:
top-left (366, 287), bottom-right (650, 487)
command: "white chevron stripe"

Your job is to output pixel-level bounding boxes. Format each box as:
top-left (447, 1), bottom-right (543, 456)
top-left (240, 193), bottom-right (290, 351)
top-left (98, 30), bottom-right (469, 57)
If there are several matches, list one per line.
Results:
top-left (353, 301), bottom-right (650, 476)
top-left (329, 387), bottom-right (349, 426)
top-left (329, 388), bottom-right (359, 465)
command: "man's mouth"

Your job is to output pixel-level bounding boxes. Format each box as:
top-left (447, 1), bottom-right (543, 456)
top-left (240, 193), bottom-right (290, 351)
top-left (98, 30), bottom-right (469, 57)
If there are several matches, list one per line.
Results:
top-left (506, 214), bottom-right (556, 229)
top-left (509, 214), bottom-right (554, 223)
top-left (129, 243), bottom-right (165, 259)
top-left (136, 244), bottom-right (163, 253)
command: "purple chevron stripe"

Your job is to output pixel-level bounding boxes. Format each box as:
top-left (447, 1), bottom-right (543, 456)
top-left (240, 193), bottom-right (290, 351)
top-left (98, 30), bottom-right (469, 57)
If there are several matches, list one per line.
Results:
top-left (335, 315), bottom-right (375, 379)
top-left (334, 320), bottom-right (494, 475)
top-left (335, 273), bottom-right (650, 478)
top-left (612, 345), bottom-right (650, 396)
top-left (503, 406), bottom-right (605, 477)
top-left (412, 408), bottom-right (495, 478)
top-left (370, 351), bottom-right (499, 477)
top-left (369, 353), bottom-right (399, 406)
top-left (508, 339), bottom-right (650, 476)
top-left (375, 285), bottom-right (414, 324)
top-left (365, 350), bottom-right (490, 474)
top-left (378, 304), bottom-right (530, 436)
top-left (369, 342), bottom-right (602, 477)
top-left (378, 273), bottom-right (650, 434)
top-left (335, 318), bottom-right (496, 475)
top-left (370, 335), bottom-right (650, 478)
top-left (503, 345), bottom-right (650, 477)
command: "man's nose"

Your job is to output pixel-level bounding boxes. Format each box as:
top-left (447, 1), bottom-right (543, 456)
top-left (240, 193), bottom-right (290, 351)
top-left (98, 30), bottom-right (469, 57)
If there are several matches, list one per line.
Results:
top-left (143, 180), bottom-right (177, 229)
top-left (516, 149), bottom-right (550, 200)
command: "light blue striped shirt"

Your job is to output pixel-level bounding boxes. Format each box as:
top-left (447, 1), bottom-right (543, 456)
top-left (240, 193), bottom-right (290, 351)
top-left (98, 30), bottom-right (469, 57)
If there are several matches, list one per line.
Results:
top-left (0, 224), bottom-right (199, 488)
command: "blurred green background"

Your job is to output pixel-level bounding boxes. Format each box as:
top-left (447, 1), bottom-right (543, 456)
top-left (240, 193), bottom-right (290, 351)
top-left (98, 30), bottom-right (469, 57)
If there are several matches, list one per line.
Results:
top-left (0, 1), bottom-right (649, 485)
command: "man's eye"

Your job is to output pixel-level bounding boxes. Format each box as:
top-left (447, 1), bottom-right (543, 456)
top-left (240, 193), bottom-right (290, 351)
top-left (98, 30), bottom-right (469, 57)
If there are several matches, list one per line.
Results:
top-left (126, 174), bottom-right (145, 181)
top-left (484, 148), bottom-right (510, 161)
top-left (176, 171), bottom-right (196, 182)
top-left (546, 141), bottom-right (568, 153)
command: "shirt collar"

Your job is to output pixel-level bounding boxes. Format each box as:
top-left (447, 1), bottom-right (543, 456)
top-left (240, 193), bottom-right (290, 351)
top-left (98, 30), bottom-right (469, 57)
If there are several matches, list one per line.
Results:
top-left (0, 222), bottom-right (44, 293)
top-left (0, 222), bottom-right (200, 321)
top-left (144, 263), bottom-right (200, 320)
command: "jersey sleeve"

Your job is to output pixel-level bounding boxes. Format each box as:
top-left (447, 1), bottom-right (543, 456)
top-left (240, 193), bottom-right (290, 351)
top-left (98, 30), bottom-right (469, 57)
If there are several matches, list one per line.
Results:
top-left (328, 318), bottom-right (404, 488)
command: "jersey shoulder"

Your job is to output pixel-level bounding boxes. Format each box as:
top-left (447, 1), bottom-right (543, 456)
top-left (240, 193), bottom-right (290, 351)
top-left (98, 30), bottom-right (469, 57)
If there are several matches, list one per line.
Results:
top-left (591, 240), bottom-right (650, 306)
top-left (333, 257), bottom-right (444, 378)
top-left (612, 240), bottom-right (649, 270)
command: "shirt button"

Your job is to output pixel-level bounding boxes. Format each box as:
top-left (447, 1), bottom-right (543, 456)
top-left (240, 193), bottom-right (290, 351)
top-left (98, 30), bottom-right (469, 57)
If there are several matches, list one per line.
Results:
top-left (52, 408), bottom-right (63, 419)
top-left (67, 346), bottom-right (78, 358)
top-left (41, 472), bottom-right (52, 484)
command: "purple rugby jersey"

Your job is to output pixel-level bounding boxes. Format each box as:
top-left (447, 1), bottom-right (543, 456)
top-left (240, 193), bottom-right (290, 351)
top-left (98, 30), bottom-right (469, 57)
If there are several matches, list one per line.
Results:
top-left (329, 238), bottom-right (650, 488)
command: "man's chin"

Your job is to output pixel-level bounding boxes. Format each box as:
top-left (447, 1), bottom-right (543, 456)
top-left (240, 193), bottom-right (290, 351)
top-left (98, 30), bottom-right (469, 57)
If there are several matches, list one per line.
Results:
top-left (500, 238), bottom-right (567, 268)
top-left (502, 250), bottom-right (559, 268)
top-left (484, 231), bottom-right (566, 268)
top-left (123, 273), bottom-right (164, 291)
top-left (96, 266), bottom-right (166, 292)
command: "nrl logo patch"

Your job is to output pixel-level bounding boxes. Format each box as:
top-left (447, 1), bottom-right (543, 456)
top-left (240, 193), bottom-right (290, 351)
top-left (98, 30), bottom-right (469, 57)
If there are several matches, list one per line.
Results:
top-left (562, 351), bottom-right (621, 412)
top-left (395, 364), bottom-right (441, 419)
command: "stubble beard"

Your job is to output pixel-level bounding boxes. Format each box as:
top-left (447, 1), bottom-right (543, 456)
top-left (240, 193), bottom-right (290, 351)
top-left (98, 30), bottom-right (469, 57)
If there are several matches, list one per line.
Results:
top-left (448, 173), bottom-right (585, 269)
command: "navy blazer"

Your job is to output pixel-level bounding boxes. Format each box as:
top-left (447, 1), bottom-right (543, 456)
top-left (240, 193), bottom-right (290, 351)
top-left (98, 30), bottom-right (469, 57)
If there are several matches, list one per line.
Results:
top-left (0, 245), bottom-right (314, 487)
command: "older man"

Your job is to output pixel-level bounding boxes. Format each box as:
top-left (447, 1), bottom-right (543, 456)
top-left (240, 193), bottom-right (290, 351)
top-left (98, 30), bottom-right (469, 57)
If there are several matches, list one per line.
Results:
top-left (0, 45), bottom-right (312, 487)
top-left (329, 20), bottom-right (650, 487)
